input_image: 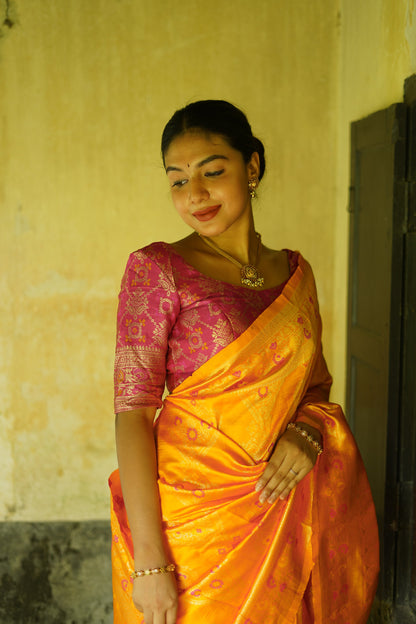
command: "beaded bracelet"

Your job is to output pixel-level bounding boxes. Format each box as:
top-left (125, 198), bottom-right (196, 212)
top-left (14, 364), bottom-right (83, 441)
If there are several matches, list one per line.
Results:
top-left (287, 422), bottom-right (323, 455)
top-left (130, 563), bottom-right (176, 580)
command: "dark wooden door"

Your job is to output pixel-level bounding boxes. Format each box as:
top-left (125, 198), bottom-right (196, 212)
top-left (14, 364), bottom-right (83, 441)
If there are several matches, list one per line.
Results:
top-left (394, 75), bottom-right (416, 622)
top-left (346, 103), bottom-right (406, 519)
top-left (346, 77), bottom-right (416, 622)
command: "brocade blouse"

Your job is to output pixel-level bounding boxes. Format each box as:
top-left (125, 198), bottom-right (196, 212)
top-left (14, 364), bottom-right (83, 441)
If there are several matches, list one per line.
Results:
top-left (114, 242), bottom-right (297, 413)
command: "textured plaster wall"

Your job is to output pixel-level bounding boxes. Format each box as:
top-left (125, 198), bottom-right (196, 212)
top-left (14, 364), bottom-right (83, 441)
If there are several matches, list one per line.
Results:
top-left (333, 0), bottom-right (416, 400)
top-left (0, 0), bottom-right (416, 520)
top-left (1, 0), bottom-right (414, 524)
top-left (0, 0), bottom-right (340, 523)
top-left (0, 1), bottom-right (415, 621)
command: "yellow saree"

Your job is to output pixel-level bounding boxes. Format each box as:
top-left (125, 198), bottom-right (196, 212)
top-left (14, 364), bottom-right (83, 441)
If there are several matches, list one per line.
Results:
top-left (109, 255), bottom-right (379, 623)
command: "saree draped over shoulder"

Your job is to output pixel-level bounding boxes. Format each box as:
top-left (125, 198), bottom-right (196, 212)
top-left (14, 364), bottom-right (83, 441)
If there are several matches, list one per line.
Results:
top-left (109, 253), bottom-right (379, 624)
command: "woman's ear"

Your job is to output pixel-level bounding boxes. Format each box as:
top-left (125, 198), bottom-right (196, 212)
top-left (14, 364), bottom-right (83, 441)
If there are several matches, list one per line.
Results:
top-left (247, 152), bottom-right (260, 179)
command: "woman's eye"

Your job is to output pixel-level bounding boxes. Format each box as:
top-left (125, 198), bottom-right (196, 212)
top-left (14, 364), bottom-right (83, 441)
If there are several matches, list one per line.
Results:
top-left (205, 169), bottom-right (224, 178)
top-left (171, 179), bottom-right (187, 188)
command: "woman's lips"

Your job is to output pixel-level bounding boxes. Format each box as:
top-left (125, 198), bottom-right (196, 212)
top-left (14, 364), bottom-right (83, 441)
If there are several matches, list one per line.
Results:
top-left (192, 206), bottom-right (221, 222)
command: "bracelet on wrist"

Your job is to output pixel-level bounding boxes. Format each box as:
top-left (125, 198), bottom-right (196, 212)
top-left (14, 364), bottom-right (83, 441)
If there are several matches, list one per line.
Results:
top-left (286, 422), bottom-right (323, 455)
top-left (130, 563), bottom-right (176, 580)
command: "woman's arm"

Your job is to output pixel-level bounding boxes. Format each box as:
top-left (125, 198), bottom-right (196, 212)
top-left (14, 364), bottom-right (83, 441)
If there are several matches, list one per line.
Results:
top-left (255, 425), bottom-right (320, 504)
top-left (116, 408), bottom-right (178, 624)
top-left (255, 342), bottom-right (329, 505)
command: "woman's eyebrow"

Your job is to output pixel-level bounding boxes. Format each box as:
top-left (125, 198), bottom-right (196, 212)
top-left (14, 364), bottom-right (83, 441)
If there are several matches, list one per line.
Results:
top-left (197, 154), bottom-right (229, 167)
top-left (165, 154), bottom-right (229, 173)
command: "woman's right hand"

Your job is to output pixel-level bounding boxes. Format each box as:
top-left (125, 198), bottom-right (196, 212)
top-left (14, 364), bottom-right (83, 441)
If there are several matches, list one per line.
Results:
top-left (132, 572), bottom-right (178, 624)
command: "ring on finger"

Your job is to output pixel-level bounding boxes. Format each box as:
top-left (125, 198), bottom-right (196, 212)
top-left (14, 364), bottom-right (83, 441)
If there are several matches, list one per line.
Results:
top-left (289, 468), bottom-right (299, 476)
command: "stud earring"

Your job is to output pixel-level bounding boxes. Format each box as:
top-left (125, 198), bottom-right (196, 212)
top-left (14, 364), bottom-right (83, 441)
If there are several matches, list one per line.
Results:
top-left (248, 178), bottom-right (258, 199)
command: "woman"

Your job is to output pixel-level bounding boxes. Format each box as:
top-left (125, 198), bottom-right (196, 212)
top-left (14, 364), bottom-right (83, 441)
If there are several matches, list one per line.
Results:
top-left (109, 100), bottom-right (379, 624)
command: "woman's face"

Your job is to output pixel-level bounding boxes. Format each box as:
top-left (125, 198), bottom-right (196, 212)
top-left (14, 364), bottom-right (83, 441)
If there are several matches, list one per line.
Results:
top-left (164, 131), bottom-right (259, 237)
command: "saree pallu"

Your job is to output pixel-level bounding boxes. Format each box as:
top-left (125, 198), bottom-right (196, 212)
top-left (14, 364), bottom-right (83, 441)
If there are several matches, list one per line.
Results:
top-left (109, 256), bottom-right (379, 623)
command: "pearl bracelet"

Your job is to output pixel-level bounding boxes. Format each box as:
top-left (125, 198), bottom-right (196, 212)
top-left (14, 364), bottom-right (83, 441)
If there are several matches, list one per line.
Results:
top-left (130, 563), bottom-right (176, 580)
top-left (287, 422), bottom-right (323, 455)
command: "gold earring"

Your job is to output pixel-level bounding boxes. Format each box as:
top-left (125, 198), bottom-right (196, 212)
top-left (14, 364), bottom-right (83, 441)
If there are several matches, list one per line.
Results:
top-left (248, 178), bottom-right (258, 199)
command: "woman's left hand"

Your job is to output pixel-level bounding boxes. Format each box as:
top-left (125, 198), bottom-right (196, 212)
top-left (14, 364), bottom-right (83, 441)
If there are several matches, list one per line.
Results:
top-left (255, 424), bottom-right (321, 504)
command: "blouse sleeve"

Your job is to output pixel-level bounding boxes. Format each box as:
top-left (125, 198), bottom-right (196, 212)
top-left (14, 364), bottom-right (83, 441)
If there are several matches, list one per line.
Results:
top-left (114, 248), bottom-right (181, 413)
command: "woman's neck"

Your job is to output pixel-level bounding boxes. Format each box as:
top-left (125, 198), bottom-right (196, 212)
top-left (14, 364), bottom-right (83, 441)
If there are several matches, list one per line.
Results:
top-left (199, 215), bottom-right (258, 266)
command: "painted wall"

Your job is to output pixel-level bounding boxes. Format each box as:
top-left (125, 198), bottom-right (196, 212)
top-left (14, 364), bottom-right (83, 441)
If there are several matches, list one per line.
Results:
top-left (333, 0), bottom-right (416, 398)
top-left (0, 0), bottom-right (415, 528)
top-left (0, 0), bottom-right (340, 523)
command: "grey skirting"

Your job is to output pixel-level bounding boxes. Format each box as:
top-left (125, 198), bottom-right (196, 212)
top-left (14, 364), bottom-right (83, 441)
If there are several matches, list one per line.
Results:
top-left (0, 520), bottom-right (113, 624)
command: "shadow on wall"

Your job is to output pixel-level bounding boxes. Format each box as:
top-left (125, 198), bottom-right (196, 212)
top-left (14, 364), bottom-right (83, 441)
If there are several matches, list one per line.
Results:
top-left (0, 521), bottom-right (113, 624)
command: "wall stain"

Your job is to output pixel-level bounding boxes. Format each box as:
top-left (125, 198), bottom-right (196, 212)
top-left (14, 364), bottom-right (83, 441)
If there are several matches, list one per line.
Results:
top-left (0, 535), bottom-right (66, 623)
top-left (0, 0), bottom-right (18, 39)
top-left (0, 521), bottom-right (113, 624)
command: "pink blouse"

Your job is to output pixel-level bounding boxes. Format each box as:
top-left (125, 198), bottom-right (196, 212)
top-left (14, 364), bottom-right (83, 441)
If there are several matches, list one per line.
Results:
top-left (114, 242), bottom-right (298, 413)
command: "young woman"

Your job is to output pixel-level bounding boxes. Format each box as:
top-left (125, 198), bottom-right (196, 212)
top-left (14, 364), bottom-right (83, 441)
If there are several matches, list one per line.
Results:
top-left (109, 100), bottom-right (379, 624)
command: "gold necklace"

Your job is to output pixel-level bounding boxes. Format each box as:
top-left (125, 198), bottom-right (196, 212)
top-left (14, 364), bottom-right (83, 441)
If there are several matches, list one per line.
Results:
top-left (198, 232), bottom-right (265, 288)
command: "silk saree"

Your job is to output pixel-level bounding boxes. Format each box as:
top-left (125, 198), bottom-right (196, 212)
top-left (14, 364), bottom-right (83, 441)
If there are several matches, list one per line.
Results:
top-left (109, 254), bottom-right (379, 623)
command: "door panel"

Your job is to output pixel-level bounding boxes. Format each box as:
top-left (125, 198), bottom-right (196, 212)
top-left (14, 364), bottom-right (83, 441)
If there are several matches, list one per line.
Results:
top-left (347, 105), bottom-right (406, 522)
top-left (347, 104), bottom-right (407, 614)
top-left (347, 79), bottom-right (416, 620)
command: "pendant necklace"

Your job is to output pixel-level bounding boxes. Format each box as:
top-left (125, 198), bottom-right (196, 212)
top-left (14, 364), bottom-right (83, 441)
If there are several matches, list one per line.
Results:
top-left (198, 232), bottom-right (265, 288)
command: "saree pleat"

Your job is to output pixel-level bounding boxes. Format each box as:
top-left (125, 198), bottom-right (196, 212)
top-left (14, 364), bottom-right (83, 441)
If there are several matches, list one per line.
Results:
top-left (109, 255), bottom-right (379, 623)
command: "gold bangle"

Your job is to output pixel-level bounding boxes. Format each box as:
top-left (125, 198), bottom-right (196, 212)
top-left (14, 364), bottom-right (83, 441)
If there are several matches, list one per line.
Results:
top-left (130, 563), bottom-right (176, 580)
top-left (287, 422), bottom-right (323, 455)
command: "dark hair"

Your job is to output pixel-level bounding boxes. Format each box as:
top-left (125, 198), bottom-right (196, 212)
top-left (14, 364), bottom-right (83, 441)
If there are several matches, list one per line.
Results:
top-left (161, 100), bottom-right (266, 180)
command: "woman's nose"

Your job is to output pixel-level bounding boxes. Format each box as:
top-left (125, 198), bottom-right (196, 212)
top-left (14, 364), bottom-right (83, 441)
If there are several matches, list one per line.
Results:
top-left (188, 177), bottom-right (209, 203)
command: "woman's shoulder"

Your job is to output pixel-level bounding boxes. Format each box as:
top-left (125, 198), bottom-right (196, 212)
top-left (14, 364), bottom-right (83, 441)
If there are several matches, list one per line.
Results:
top-left (126, 241), bottom-right (178, 271)
top-left (276, 248), bottom-right (309, 270)
top-left (259, 245), bottom-right (300, 282)
top-left (130, 241), bottom-right (171, 261)
top-left (121, 242), bottom-right (179, 290)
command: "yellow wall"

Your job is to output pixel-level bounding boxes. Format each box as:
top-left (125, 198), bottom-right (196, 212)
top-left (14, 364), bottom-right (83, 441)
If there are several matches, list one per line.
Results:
top-left (0, 0), bottom-right (414, 522)
top-left (333, 0), bottom-right (416, 404)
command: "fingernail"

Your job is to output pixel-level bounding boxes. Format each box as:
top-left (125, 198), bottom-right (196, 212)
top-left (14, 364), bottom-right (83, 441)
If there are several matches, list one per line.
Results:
top-left (267, 496), bottom-right (275, 504)
top-left (259, 494), bottom-right (266, 504)
top-left (255, 482), bottom-right (263, 492)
